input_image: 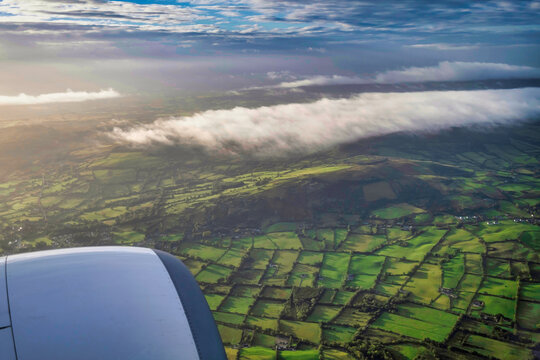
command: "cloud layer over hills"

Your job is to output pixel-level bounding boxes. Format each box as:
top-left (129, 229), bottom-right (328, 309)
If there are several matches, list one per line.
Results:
top-left (110, 87), bottom-right (540, 156)
top-left (0, 89), bottom-right (120, 105)
top-left (276, 62), bottom-right (540, 88)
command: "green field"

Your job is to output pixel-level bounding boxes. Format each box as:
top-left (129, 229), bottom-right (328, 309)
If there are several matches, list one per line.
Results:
top-left (404, 263), bottom-right (442, 304)
top-left (218, 324), bottom-right (243, 344)
top-left (297, 251), bottom-right (324, 265)
top-left (280, 320), bottom-right (321, 343)
top-left (306, 305), bottom-right (341, 322)
top-left (287, 263), bottom-right (318, 287)
top-left (322, 325), bottom-right (356, 343)
top-left (478, 277), bottom-right (518, 298)
top-left (220, 296), bottom-right (256, 314)
top-left (377, 227), bottom-right (446, 261)
top-left (371, 311), bottom-right (455, 342)
top-left (460, 334), bottom-right (533, 360)
top-left (251, 299), bottom-right (285, 318)
top-left (196, 264), bottom-right (233, 283)
top-left (205, 293), bottom-right (226, 310)
top-left (372, 203), bottom-right (425, 219)
top-left (239, 346), bottom-right (276, 360)
top-left (473, 294), bottom-right (515, 319)
top-left (339, 234), bottom-right (387, 252)
top-left (333, 308), bottom-right (371, 327)
top-left (318, 253), bottom-right (350, 289)
top-left (442, 253), bottom-right (465, 289)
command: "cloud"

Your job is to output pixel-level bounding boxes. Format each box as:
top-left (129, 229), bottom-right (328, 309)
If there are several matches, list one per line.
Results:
top-left (276, 62), bottom-right (540, 88)
top-left (0, 88), bottom-right (120, 105)
top-left (110, 87), bottom-right (540, 156)
top-left (372, 61), bottom-right (540, 84)
top-left (406, 43), bottom-right (479, 51)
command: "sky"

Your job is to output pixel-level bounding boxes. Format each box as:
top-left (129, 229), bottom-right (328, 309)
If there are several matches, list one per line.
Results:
top-left (1, 0), bottom-right (540, 95)
top-left (1, 0), bottom-right (539, 156)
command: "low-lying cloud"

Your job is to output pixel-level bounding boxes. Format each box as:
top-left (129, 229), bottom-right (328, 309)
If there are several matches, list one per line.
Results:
top-left (277, 62), bottom-right (540, 88)
top-left (110, 87), bottom-right (540, 156)
top-left (0, 88), bottom-right (120, 105)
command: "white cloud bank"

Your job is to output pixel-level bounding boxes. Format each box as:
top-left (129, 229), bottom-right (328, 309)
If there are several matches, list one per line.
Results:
top-left (277, 61), bottom-right (540, 88)
top-left (0, 89), bottom-right (120, 105)
top-left (110, 87), bottom-right (540, 156)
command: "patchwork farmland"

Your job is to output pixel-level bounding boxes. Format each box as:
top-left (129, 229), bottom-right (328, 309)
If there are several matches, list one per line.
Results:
top-left (174, 215), bottom-right (539, 359)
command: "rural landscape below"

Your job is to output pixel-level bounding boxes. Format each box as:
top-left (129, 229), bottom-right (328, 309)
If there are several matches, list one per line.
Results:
top-left (0, 0), bottom-right (539, 359)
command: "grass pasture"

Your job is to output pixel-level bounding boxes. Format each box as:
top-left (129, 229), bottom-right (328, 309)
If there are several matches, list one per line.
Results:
top-left (218, 324), bottom-right (243, 345)
top-left (386, 227), bottom-right (412, 241)
top-left (397, 303), bottom-right (458, 326)
top-left (248, 249), bottom-right (274, 269)
top-left (287, 263), bottom-right (318, 287)
top-left (474, 294), bottom-right (515, 319)
top-left (442, 253), bottom-right (465, 289)
top-left (332, 291), bottom-right (356, 305)
top-left (253, 332), bottom-right (276, 348)
top-left (374, 281), bottom-right (402, 296)
top-left (317, 229), bottom-right (335, 249)
top-left (306, 305), bottom-right (341, 322)
top-left (347, 254), bottom-right (384, 288)
top-left (318, 253), bottom-right (350, 289)
top-left (517, 301), bottom-right (540, 330)
top-left (232, 285), bottom-right (261, 298)
top-left (280, 320), bottom-right (321, 343)
top-left (266, 232), bottom-right (303, 249)
top-left (489, 240), bottom-right (538, 262)
top-left (246, 316), bottom-right (279, 331)
top-left (403, 263), bottom-right (442, 304)
top-left (263, 250), bottom-right (299, 285)
top-left (297, 251), bottom-right (324, 265)
top-left (471, 221), bottom-right (538, 243)
top-left (231, 269), bottom-right (265, 285)
top-left (239, 346), bottom-right (276, 360)
top-left (520, 282), bottom-right (540, 302)
top-left (180, 243), bottom-right (227, 261)
top-left (278, 350), bottom-right (319, 360)
top-left (251, 299), bottom-right (285, 318)
top-left (437, 228), bottom-right (484, 254)
top-left (348, 273), bottom-right (378, 290)
top-left (388, 344), bottom-right (426, 360)
top-left (261, 287), bottom-right (291, 300)
top-left (265, 222), bottom-right (297, 233)
top-left (371, 311), bottom-right (454, 342)
top-left (213, 311), bottom-right (245, 325)
top-left (339, 234), bottom-right (386, 252)
top-left (205, 293), bottom-right (225, 310)
top-left (377, 227), bottom-right (446, 261)
top-left (478, 277), bottom-right (518, 298)
top-left (465, 253), bottom-right (483, 275)
top-left (372, 203), bottom-right (425, 219)
top-left (196, 264), bottom-right (233, 283)
top-left (383, 258), bottom-right (418, 275)
top-left (486, 258), bottom-right (511, 278)
top-left (333, 308), bottom-right (371, 327)
top-left (322, 325), bottom-right (356, 343)
top-left (218, 248), bottom-right (247, 268)
top-left (334, 229), bottom-right (348, 248)
top-left (461, 334), bottom-right (532, 360)
top-left (220, 296), bottom-right (256, 314)
top-left (322, 349), bottom-right (355, 360)
top-left (349, 254), bottom-right (385, 275)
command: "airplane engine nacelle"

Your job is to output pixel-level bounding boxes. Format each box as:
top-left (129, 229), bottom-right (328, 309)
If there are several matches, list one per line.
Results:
top-left (0, 247), bottom-right (226, 360)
